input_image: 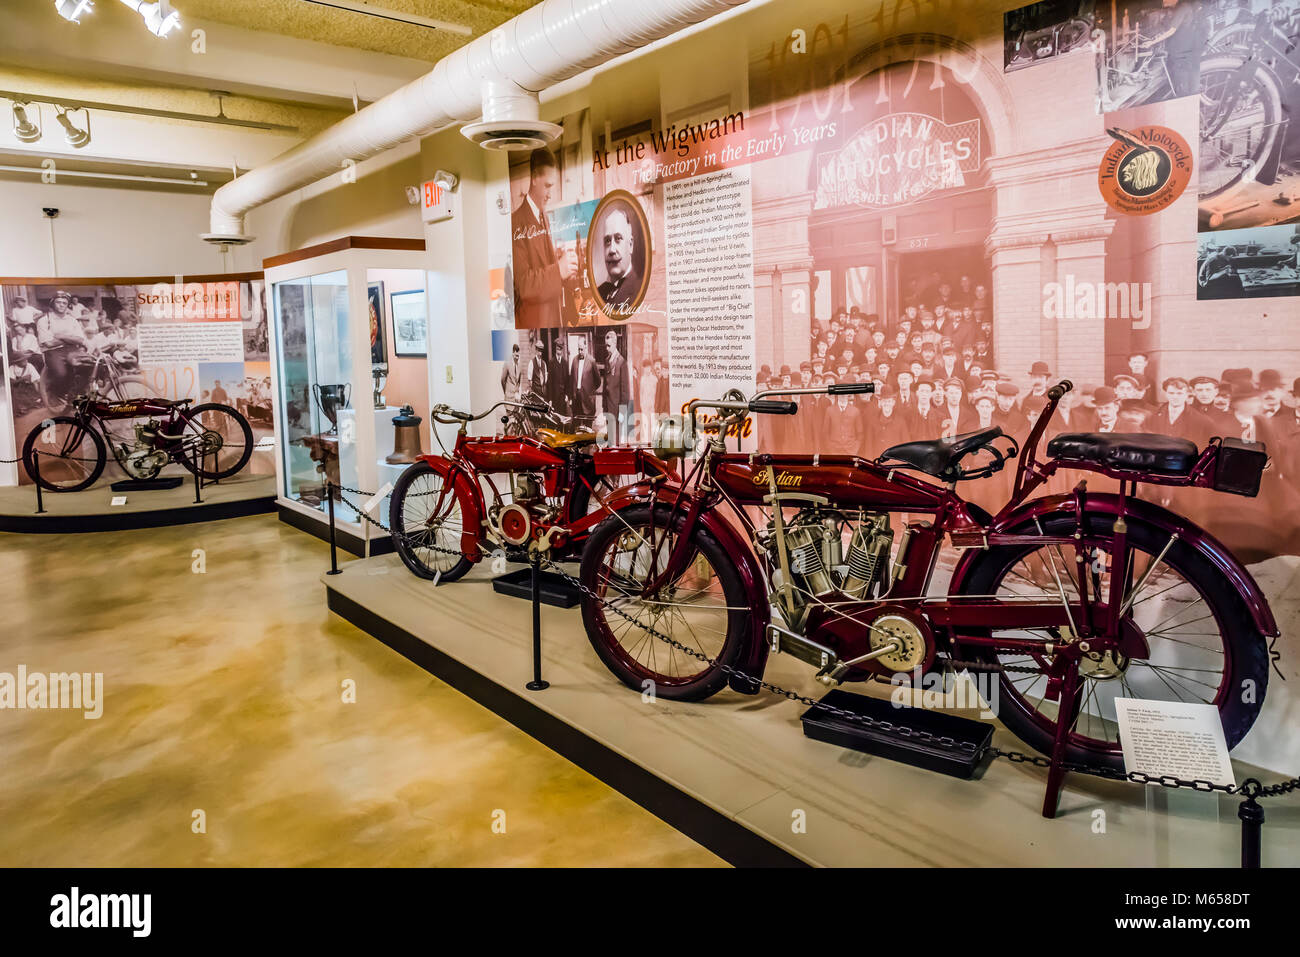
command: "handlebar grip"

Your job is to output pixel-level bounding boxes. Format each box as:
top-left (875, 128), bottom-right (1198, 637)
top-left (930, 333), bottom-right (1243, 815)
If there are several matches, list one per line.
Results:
top-left (748, 399), bottom-right (798, 415)
top-left (828, 382), bottom-right (875, 395)
top-left (1047, 379), bottom-right (1074, 401)
top-left (525, 404), bottom-right (550, 414)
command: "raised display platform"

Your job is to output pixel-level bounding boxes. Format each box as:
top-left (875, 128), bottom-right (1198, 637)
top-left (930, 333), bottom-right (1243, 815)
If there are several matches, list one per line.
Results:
top-left (325, 554), bottom-right (1300, 867)
top-left (0, 473), bottom-right (277, 533)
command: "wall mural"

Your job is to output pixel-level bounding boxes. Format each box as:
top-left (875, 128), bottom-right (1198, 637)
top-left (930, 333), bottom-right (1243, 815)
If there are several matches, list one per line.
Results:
top-left (494, 0), bottom-right (1300, 567)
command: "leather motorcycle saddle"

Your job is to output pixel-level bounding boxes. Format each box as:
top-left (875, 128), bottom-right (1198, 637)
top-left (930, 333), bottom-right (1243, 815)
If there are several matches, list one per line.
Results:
top-left (1047, 432), bottom-right (1198, 475)
top-left (537, 428), bottom-right (598, 449)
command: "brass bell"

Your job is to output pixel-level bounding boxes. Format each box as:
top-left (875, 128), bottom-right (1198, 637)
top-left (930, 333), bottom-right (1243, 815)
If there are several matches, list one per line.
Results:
top-left (386, 405), bottom-right (425, 464)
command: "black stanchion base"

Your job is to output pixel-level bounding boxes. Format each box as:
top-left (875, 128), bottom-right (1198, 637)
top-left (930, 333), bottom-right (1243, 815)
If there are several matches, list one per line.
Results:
top-left (326, 569), bottom-right (343, 576)
top-left (110, 477), bottom-right (185, 492)
top-left (525, 679), bottom-right (550, 691)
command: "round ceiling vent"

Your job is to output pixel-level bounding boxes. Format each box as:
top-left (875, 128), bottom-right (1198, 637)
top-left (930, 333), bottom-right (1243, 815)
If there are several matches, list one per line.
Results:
top-left (461, 119), bottom-right (563, 152)
top-left (200, 232), bottom-right (256, 246)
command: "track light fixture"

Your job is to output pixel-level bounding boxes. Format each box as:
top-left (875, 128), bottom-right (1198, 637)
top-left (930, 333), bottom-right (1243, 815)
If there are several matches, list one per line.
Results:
top-left (12, 102), bottom-right (42, 143)
top-left (118, 0), bottom-right (181, 38)
top-left (56, 106), bottom-right (91, 148)
top-left (54, 0), bottom-right (95, 23)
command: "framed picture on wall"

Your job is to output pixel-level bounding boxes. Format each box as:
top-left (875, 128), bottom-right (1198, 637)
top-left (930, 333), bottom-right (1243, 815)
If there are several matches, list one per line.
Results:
top-left (390, 288), bottom-right (428, 357)
top-left (367, 281), bottom-right (387, 365)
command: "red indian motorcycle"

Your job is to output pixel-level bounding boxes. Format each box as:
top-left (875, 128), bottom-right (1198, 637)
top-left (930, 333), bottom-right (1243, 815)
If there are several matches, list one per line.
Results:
top-left (388, 398), bottom-right (676, 582)
top-left (578, 381), bottom-right (1278, 770)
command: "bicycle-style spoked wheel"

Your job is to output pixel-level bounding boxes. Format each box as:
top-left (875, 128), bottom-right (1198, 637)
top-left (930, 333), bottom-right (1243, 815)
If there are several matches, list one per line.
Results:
top-left (389, 461), bottom-right (473, 582)
top-left (177, 403), bottom-right (254, 480)
top-left (955, 512), bottom-right (1268, 769)
top-left (21, 416), bottom-right (107, 492)
top-left (580, 504), bottom-right (750, 701)
top-left (1198, 56), bottom-right (1284, 201)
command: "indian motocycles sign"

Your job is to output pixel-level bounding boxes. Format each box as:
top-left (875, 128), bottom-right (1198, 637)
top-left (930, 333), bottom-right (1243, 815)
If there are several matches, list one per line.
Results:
top-left (813, 112), bottom-right (981, 210)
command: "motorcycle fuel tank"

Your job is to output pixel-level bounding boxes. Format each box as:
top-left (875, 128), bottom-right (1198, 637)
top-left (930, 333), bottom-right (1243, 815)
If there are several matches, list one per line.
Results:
top-left (460, 436), bottom-right (567, 472)
top-left (712, 454), bottom-right (946, 511)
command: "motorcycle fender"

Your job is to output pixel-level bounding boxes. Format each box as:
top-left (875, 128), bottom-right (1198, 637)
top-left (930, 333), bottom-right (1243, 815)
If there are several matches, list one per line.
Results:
top-left (952, 493), bottom-right (1278, 636)
top-left (600, 482), bottom-right (772, 695)
top-left (414, 454), bottom-right (485, 563)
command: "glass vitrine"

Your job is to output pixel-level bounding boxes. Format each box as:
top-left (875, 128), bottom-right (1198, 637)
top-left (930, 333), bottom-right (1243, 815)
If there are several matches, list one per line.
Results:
top-left (264, 238), bottom-right (428, 547)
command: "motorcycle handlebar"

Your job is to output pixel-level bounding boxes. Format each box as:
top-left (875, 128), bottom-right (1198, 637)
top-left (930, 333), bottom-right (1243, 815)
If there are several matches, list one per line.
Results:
top-left (748, 399), bottom-right (798, 415)
top-left (827, 382), bottom-right (875, 395)
top-left (1046, 380), bottom-right (1073, 402)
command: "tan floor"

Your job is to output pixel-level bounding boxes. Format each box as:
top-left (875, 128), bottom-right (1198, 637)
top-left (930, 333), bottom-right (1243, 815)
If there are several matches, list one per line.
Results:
top-left (0, 515), bottom-right (723, 867)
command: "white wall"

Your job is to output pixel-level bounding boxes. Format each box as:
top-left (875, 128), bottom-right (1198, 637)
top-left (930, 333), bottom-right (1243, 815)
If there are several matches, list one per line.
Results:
top-left (0, 178), bottom-right (235, 277)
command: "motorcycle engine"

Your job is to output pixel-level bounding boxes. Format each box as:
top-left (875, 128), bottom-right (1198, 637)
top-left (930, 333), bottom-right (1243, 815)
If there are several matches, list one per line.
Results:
top-left (487, 473), bottom-right (558, 548)
top-left (764, 509), bottom-right (895, 614)
top-left (120, 421), bottom-right (168, 479)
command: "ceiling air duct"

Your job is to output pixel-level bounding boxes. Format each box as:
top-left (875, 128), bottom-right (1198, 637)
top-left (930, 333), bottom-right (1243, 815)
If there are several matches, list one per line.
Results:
top-left (203, 0), bottom-right (750, 246)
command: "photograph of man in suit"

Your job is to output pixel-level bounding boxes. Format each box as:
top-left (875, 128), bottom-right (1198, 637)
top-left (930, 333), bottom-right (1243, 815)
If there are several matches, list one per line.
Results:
top-left (546, 335), bottom-right (571, 417)
top-left (600, 328), bottom-right (632, 443)
top-left (512, 148), bottom-right (577, 329)
top-left (596, 206), bottom-right (643, 317)
top-left (501, 341), bottom-right (524, 402)
top-left (569, 337), bottom-right (600, 425)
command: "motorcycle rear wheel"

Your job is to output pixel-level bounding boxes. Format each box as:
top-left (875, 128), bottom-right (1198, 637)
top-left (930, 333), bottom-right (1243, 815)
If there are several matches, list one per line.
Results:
top-left (952, 510), bottom-right (1269, 770)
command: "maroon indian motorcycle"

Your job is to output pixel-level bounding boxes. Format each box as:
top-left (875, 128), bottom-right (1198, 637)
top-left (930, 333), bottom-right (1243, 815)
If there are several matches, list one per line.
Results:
top-left (578, 381), bottom-right (1278, 771)
top-left (21, 392), bottom-right (253, 492)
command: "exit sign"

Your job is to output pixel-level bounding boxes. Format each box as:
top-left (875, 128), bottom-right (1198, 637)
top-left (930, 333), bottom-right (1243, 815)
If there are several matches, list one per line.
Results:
top-left (421, 180), bottom-right (455, 223)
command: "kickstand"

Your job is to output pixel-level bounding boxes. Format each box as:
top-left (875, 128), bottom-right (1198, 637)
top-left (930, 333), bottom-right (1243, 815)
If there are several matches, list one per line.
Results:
top-left (1042, 664), bottom-right (1082, 819)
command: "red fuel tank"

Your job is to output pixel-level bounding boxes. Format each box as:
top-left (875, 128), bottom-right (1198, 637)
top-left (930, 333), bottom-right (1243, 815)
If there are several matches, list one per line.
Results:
top-left (460, 436), bottom-right (568, 472)
top-left (712, 454), bottom-right (945, 511)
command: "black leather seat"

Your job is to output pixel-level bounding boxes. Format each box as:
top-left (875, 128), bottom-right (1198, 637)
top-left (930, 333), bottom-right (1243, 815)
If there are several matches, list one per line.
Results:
top-left (881, 427), bottom-right (1004, 480)
top-left (1047, 432), bottom-right (1198, 476)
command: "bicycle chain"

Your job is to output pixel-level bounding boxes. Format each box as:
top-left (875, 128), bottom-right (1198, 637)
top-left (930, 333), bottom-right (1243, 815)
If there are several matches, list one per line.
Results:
top-left (336, 487), bottom-right (1299, 799)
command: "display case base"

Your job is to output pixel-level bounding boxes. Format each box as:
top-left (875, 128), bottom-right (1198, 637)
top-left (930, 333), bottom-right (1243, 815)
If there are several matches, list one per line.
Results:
top-left (0, 474), bottom-right (276, 533)
top-left (323, 554), bottom-right (1300, 868)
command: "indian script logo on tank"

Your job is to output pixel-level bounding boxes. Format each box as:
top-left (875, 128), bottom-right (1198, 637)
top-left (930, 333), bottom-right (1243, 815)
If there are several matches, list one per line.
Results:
top-left (813, 112), bottom-right (981, 210)
top-left (751, 466), bottom-right (803, 488)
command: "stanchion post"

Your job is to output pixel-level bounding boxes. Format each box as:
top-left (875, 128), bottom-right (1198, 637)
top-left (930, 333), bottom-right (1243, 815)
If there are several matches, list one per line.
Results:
top-left (1238, 784), bottom-right (1263, 869)
top-left (192, 447), bottom-right (203, 504)
top-left (326, 481), bottom-right (341, 576)
top-left (33, 451), bottom-right (46, 515)
top-left (525, 549), bottom-right (549, 691)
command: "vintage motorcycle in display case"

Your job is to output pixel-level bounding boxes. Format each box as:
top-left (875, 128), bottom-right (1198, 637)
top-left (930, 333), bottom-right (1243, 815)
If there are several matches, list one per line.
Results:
top-left (387, 398), bottom-right (676, 583)
top-left (21, 393), bottom-right (254, 492)
top-left (576, 381), bottom-right (1278, 770)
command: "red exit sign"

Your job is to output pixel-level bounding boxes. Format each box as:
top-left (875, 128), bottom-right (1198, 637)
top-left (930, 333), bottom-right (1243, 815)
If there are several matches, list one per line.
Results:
top-left (421, 180), bottom-right (454, 223)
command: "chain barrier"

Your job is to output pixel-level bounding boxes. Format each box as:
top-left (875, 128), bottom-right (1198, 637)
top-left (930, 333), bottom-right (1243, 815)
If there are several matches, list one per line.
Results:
top-left (330, 483), bottom-right (1300, 808)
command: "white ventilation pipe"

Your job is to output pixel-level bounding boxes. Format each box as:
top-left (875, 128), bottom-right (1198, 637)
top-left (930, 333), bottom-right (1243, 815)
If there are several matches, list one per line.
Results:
top-left (205, 0), bottom-right (749, 243)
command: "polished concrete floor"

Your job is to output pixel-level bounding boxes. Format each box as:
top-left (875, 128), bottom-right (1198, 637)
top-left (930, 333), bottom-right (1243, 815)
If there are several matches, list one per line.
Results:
top-left (0, 515), bottom-right (722, 866)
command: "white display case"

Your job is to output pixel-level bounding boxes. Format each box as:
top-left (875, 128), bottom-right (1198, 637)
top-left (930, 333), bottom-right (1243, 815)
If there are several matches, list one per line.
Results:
top-left (263, 237), bottom-right (429, 549)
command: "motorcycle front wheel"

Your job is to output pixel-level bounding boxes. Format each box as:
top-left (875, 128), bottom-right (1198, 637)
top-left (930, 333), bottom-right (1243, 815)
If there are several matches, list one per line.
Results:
top-left (580, 503), bottom-right (750, 701)
top-left (952, 510), bottom-right (1269, 770)
top-left (389, 460), bottom-right (475, 583)
top-left (21, 416), bottom-right (106, 492)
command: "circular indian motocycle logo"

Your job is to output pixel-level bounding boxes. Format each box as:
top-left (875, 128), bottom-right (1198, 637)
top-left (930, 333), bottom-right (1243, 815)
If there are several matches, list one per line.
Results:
top-left (1098, 125), bottom-right (1192, 216)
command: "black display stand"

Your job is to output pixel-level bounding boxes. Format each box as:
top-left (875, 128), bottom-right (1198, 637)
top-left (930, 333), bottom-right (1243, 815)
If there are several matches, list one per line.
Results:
top-left (110, 477), bottom-right (185, 492)
top-left (800, 689), bottom-right (994, 779)
top-left (491, 568), bottom-right (582, 608)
